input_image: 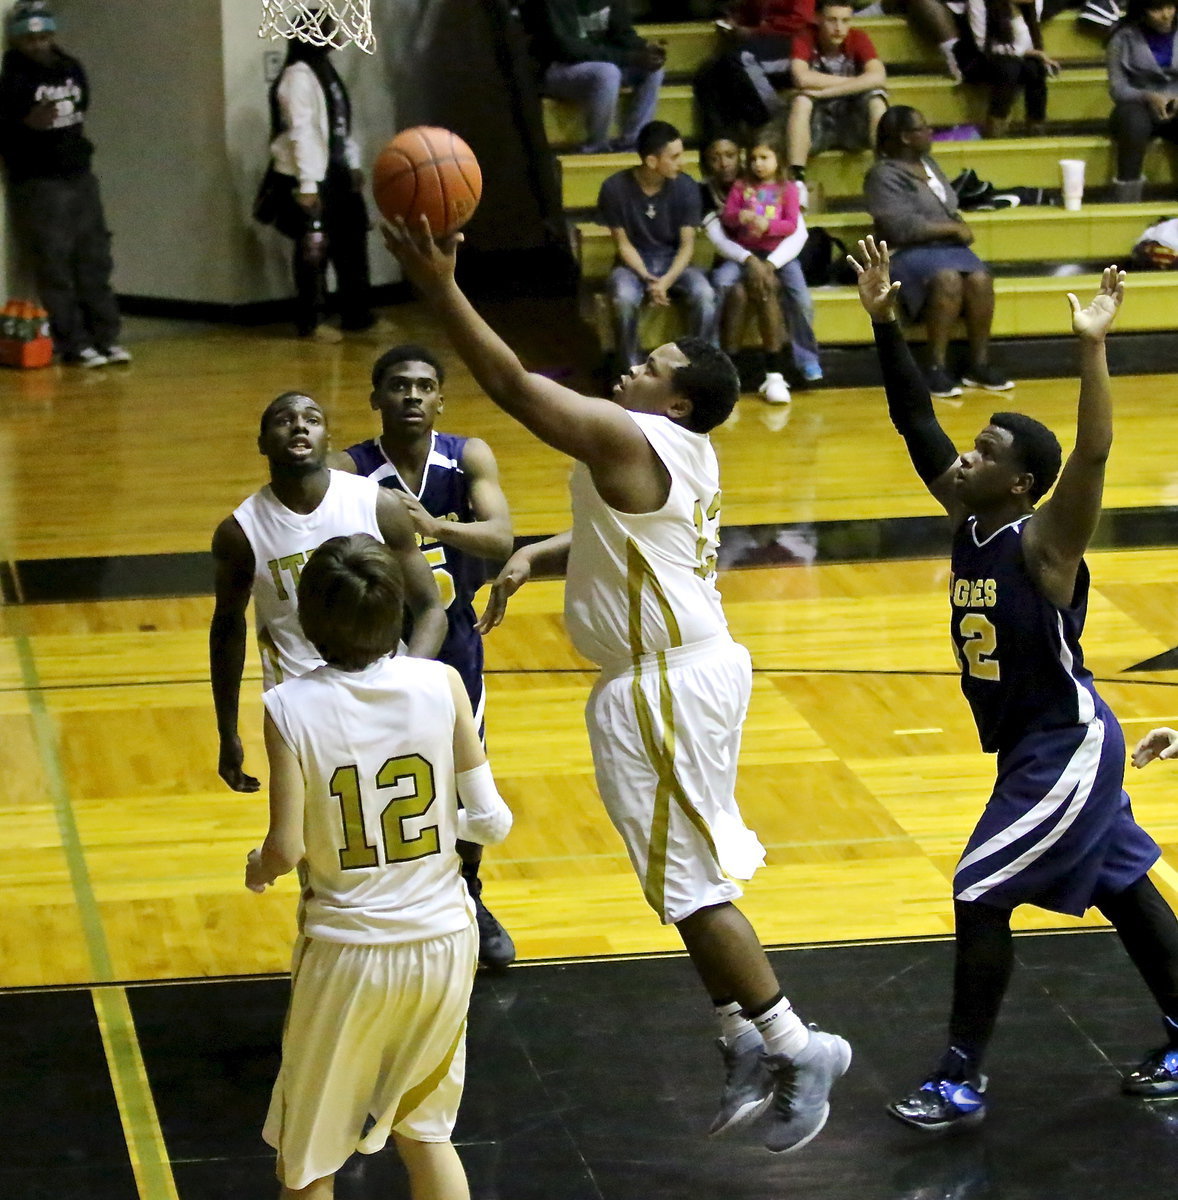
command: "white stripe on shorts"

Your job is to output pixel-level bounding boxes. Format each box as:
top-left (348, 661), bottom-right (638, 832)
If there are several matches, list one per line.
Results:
top-left (955, 719), bottom-right (1104, 902)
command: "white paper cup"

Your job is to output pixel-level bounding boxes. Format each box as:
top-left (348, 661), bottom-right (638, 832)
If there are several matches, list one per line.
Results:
top-left (1059, 159), bottom-right (1086, 211)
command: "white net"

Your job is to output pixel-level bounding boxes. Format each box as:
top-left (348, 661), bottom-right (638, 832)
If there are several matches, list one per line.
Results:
top-left (258, 1), bottom-right (375, 54)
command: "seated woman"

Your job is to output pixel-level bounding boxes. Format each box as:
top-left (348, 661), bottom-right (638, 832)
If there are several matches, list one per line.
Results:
top-left (864, 105), bottom-right (1013, 397)
top-left (1107, 0), bottom-right (1178, 202)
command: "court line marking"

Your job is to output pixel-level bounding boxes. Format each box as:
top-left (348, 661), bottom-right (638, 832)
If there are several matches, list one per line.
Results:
top-left (3, 604), bottom-right (113, 982)
top-left (93, 986), bottom-right (181, 1200)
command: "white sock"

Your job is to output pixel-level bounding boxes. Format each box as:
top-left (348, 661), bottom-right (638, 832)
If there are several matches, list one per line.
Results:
top-left (940, 39), bottom-right (962, 82)
top-left (714, 1000), bottom-right (756, 1044)
top-left (750, 997), bottom-right (810, 1058)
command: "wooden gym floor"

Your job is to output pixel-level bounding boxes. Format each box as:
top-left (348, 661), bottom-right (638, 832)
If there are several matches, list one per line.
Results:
top-left (2, 299), bottom-right (1178, 1196)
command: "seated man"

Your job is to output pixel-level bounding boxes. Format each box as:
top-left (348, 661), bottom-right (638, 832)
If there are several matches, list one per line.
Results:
top-left (597, 120), bottom-right (717, 370)
top-left (522, 0), bottom-right (665, 153)
top-left (786, 0), bottom-right (889, 187)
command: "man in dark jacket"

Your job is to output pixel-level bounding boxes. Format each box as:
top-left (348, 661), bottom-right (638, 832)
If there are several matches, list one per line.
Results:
top-left (0, 1), bottom-right (128, 366)
top-left (522, 0), bottom-right (666, 153)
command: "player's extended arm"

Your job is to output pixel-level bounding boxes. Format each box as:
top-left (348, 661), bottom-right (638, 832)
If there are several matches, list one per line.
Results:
top-left (375, 490), bottom-right (447, 657)
top-left (1023, 267), bottom-right (1125, 608)
top-left (382, 219), bottom-right (654, 476)
top-left (447, 667), bottom-right (512, 845)
top-left (246, 712), bottom-right (306, 891)
top-left (209, 517), bottom-right (261, 793)
top-left (476, 530), bottom-right (572, 633)
top-left (849, 237), bottom-right (962, 521)
top-left (422, 438), bottom-right (514, 561)
top-left (1132, 728), bottom-right (1178, 768)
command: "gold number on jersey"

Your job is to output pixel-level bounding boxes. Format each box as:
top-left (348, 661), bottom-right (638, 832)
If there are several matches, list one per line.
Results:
top-left (958, 613), bottom-right (1000, 681)
top-left (693, 490), bottom-right (722, 579)
top-left (422, 544), bottom-right (457, 610)
top-left (331, 755), bottom-right (441, 871)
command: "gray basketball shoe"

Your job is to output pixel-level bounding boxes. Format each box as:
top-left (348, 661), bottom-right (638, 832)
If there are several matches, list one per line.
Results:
top-left (763, 1028), bottom-right (853, 1154)
top-left (709, 1028), bottom-right (774, 1135)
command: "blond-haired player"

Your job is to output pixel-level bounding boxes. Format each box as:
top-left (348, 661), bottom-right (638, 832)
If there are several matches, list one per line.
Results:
top-left (244, 533), bottom-right (512, 1200)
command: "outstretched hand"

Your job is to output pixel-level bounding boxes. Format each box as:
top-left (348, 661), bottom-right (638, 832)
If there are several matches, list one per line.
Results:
top-left (847, 236), bottom-right (901, 323)
top-left (1067, 265), bottom-right (1125, 342)
top-left (1132, 727), bottom-right (1178, 769)
top-left (381, 215), bottom-right (462, 297)
top-left (476, 553), bottom-right (532, 634)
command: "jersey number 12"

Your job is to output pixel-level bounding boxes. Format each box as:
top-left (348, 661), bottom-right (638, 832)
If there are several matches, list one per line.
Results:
top-left (331, 755), bottom-right (440, 870)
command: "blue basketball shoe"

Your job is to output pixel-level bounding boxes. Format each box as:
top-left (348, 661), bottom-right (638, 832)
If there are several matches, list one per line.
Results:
top-left (1123, 1020), bottom-right (1178, 1097)
top-left (888, 1073), bottom-right (988, 1132)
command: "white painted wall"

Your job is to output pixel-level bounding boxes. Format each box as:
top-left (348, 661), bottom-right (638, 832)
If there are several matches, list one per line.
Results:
top-left (0, 0), bottom-right (400, 305)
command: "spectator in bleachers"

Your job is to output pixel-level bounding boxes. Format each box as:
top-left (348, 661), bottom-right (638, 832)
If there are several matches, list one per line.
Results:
top-left (786, 0), bottom-right (888, 193)
top-left (597, 120), bottom-right (716, 369)
top-left (1106, 0), bottom-right (1178, 202)
top-left (865, 105), bottom-right (1012, 397)
top-left (720, 129), bottom-right (821, 401)
top-left (522, 0), bottom-right (666, 153)
top-left (695, 0), bottom-right (816, 142)
top-left (856, 1), bottom-right (966, 81)
top-left (700, 136), bottom-right (753, 359)
top-left (955, 0), bottom-right (1060, 136)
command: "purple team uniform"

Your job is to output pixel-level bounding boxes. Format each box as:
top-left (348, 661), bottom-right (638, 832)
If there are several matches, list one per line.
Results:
top-left (345, 432), bottom-right (488, 735)
top-left (948, 516), bottom-right (1159, 916)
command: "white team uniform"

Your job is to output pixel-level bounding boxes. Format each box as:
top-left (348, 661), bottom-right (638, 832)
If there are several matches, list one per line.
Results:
top-left (565, 411), bottom-right (765, 924)
top-left (261, 656), bottom-right (490, 1190)
top-left (233, 470), bottom-right (383, 690)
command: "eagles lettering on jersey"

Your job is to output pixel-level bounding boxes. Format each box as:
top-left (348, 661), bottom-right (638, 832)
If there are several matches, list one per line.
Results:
top-left (949, 516), bottom-right (1098, 754)
top-left (345, 432), bottom-right (486, 713)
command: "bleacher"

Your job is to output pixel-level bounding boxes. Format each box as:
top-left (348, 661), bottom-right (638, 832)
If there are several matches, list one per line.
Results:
top-left (545, 15), bottom-right (1178, 352)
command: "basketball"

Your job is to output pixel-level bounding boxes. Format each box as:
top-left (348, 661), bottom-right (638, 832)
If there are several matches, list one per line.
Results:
top-left (371, 127), bottom-right (482, 237)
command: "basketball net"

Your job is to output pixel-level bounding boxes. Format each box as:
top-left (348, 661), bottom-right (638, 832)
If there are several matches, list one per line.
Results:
top-left (258, 1), bottom-right (375, 54)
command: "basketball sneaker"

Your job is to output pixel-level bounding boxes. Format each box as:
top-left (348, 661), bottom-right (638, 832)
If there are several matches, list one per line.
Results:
top-left (762, 1027), bottom-right (853, 1153)
top-left (1122, 1020), bottom-right (1178, 1097)
top-left (925, 364), bottom-right (962, 398)
top-left (887, 1072), bottom-right (988, 1132)
top-left (759, 371), bottom-right (791, 405)
top-left (709, 1028), bottom-right (774, 1136)
top-left (101, 345), bottom-right (133, 364)
top-left (961, 363), bottom-right (1014, 391)
top-left (468, 874), bottom-right (515, 971)
top-left (67, 347), bottom-right (108, 368)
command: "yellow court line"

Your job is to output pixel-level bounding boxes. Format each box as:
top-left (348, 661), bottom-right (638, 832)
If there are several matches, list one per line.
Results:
top-left (93, 987), bottom-right (180, 1200)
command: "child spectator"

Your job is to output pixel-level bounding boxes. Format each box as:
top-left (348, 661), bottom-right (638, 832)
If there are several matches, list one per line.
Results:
top-left (956, 0), bottom-right (1060, 137)
top-left (1106, 0), bottom-right (1178, 202)
top-left (787, 0), bottom-right (889, 189)
top-left (721, 131), bottom-right (821, 402)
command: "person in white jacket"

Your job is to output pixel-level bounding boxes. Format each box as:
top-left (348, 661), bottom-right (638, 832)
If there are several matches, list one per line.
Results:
top-left (266, 27), bottom-right (380, 342)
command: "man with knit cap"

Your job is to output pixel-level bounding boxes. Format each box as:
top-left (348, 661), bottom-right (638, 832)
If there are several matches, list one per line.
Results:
top-left (0, 1), bottom-right (129, 367)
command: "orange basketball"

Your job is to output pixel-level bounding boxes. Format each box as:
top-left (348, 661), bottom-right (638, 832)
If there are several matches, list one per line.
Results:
top-left (371, 127), bottom-right (482, 237)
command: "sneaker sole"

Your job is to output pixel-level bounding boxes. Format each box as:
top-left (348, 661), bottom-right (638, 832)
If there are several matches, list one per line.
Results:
top-left (709, 1088), bottom-right (775, 1137)
top-left (961, 377), bottom-right (1014, 392)
top-left (765, 1037), bottom-right (853, 1154)
top-left (930, 387), bottom-right (963, 398)
top-left (1122, 1079), bottom-right (1178, 1098)
top-left (885, 1103), bottom-right (987, 1133)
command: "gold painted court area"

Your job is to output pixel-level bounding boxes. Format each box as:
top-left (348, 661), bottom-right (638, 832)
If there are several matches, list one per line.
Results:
top-left (2, 306), bottom-right (1177, 988)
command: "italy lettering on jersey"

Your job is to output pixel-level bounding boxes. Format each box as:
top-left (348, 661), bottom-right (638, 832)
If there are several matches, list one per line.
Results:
top-left (949, 516), bottom-right (1098, 753)
top-left (233, 471), bottom-right (383, 690)
top-left (345, 433), bottom-right (486, 718)
top-left (564, 411), bottom-right (729, 667)
top-left (263, 656), bottom-right (472, 944)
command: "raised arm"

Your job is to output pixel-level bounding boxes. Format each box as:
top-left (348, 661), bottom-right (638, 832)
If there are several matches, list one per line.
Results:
top-left (246, 711), bottom-right (306, 892)
top-left (383, 219), bottom-right (657, 492)
top-left (849, 237), bottom-right (963, 521)
top-left (375, 490), bottom-right (447, 657)
top-left (1022, 267), bottom-right (1125, 608)
top-left (476, 530), bottom-right (572, 634)
top-left (209, 516), bottom-right (261, 793)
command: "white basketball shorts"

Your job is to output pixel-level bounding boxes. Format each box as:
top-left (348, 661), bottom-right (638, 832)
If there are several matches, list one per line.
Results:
top-left (263, 921), bottom-right (477, 1189)
top-left (585, 634), bottom-right (765, 924)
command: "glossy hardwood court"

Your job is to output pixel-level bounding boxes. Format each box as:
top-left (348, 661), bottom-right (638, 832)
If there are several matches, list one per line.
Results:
top-left (2, 299), bottom-right (1178, 996)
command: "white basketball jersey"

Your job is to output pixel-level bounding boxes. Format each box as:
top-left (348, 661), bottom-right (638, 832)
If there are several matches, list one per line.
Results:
top-left (233, 470), bottom-right (383, 689)
top-left (263, 656), bottom-right (471, 944)
top-left (564, 411), bottom-right (728, 666)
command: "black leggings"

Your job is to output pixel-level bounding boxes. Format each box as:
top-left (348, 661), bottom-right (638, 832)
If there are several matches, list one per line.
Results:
top-left (1109, 98), bottom-right (1178, 181)
top-left (948, 877), bottom-right (1178, 1068)
top-left (958, 49), bottom-right (1048, 122)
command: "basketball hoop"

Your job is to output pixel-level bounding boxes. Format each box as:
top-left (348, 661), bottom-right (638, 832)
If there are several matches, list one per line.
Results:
top-left (258, 1), bottom-right (375, 54)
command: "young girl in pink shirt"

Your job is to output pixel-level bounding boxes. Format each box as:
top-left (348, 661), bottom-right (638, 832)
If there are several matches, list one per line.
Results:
top-left (721, 133), bottom-right (821, 403)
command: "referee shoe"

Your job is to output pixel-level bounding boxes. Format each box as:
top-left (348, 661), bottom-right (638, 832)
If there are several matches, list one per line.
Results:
top-left (763, 1027), bottom-right (853, 1153)
top-left (709, 1028), bottom-right (773, 1135)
